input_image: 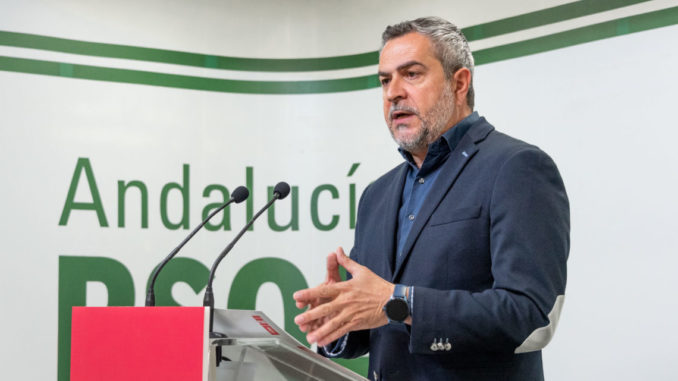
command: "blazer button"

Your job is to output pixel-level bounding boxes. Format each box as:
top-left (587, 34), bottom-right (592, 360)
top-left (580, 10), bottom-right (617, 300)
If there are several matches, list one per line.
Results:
top-left (436, 339), bottom-right (445, 351)
top-left (430, 339), bottom-right (438, 351)
top-left (444, 339), bottom-right (452, 351)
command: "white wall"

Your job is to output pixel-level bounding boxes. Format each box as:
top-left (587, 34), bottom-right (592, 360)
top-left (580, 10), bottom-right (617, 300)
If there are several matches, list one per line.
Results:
top-left (476, 25), bottom-right (678, 380)
top-left (1, 1), bottom-right (676, 379)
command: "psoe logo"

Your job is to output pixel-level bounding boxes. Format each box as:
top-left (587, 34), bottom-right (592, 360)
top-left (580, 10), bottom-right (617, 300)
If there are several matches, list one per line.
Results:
top-left (253, 315), bottom-right (279, 335)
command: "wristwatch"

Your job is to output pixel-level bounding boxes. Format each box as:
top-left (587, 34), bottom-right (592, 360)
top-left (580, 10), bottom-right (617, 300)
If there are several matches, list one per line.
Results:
top-left (384, 284), bottom-right (409, 324)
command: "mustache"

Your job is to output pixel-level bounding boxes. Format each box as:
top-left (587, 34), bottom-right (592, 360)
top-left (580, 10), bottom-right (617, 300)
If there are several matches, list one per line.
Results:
top-left (389, 104), bottom-right (420, 121)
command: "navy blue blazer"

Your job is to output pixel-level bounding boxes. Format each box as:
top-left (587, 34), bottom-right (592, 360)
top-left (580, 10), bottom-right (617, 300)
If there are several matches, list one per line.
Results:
top-left (324, 117), bottom-right (569, 381)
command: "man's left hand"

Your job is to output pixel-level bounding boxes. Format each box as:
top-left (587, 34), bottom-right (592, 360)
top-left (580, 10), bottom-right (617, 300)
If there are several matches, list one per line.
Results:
top-left (293, 248), bottom-right (394, 346)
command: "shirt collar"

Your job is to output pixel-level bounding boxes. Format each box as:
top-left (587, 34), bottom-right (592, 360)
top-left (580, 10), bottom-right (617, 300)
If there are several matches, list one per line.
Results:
top-left (398, 111), bottom-right (480, 173)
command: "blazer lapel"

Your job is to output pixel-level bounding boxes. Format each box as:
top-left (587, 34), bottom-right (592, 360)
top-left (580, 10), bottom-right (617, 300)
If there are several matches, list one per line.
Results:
top-left (392, 121), bottom-right (494, 281)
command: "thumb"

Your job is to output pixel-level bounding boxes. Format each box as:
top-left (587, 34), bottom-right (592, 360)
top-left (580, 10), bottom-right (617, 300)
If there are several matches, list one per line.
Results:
top-left (335, 247), bottom-right (361, 274)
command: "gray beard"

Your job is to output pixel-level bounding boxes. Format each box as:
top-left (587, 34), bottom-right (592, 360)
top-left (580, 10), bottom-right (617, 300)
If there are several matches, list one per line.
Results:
top-left (393, 123), bottom-right (430, 153)
top-left (390, 84), bottom-right (456, 154)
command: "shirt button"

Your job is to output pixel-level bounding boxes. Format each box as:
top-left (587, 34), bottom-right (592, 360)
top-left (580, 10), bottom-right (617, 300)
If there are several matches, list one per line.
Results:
top-left (408, 214), bottom-right (415, 221)
top-left (418, 177), bottom-right (425, 184)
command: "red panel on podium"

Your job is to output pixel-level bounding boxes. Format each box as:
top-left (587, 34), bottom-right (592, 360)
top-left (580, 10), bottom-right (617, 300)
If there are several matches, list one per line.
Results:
top-left (71, 307), bottom-right (207, 381)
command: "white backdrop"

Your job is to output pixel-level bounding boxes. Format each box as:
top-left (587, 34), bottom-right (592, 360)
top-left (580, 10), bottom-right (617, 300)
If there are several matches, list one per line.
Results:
top-left (1, 1), bottom-right (677, 379)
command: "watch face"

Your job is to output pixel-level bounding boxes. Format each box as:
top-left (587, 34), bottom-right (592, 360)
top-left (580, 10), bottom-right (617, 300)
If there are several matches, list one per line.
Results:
top-left (385, 298), bottom-right (409, 322)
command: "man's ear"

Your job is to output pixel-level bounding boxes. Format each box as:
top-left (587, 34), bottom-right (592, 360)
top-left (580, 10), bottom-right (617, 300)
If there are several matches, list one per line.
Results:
top-left (452, 68), bottom-right (472, 107)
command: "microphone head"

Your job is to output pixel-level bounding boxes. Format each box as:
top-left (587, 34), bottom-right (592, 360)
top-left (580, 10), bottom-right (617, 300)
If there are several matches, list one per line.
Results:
top-left (231, 186), bottom-right (250, 203)
top-left (273, 182), bottom-right (291, 200)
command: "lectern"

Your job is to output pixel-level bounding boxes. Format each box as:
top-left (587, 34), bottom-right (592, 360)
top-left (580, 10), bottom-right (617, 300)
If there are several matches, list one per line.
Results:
top-left (70, 307), bottom-right (367, 381)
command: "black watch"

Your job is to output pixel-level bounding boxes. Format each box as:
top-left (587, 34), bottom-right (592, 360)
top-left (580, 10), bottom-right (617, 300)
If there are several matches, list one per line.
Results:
top-left (384, 284), bottom-right (409, 324)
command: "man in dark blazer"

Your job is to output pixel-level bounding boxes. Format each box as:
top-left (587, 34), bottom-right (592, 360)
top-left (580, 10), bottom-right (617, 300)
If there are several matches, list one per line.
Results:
top-left (293, 16), bottom-right (569, 381)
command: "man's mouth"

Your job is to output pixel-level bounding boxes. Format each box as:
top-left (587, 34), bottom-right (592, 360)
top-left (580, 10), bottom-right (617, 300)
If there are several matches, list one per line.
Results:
top-left (391, 110), bottom-right (416, 122)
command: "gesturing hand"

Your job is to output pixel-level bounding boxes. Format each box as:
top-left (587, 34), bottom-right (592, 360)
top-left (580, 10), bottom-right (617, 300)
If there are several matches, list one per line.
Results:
top-left (293, 248), bottom-right (343, 335)
top-left (293, 247), bottom-right (394, 347)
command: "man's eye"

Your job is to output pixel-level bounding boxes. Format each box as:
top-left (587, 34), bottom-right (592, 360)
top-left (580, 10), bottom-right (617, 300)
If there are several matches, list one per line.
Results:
top-left (380, 78), bottom-right (390, 86)
top-left (407, 71), bottom-right (419, 78)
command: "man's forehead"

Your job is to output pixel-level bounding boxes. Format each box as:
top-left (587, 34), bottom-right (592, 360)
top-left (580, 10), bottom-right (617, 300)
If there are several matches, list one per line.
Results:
top-left (379, 32), bottom-right (437, 71)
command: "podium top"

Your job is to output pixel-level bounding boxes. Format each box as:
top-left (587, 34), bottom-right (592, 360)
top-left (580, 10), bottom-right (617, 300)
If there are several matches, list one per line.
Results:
top-left (211, 309), bottom-right (367, 381)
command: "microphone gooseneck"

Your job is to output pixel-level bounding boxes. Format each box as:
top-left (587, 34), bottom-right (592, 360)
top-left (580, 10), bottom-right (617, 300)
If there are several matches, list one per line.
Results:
top-left (203, 182), bottom-right (290, 323)
top-left (145, 185), bottom-right (249, 306)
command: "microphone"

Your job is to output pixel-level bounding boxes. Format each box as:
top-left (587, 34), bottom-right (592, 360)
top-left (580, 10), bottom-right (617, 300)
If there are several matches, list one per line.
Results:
top-left (145, 185), bottom-right (249, 306)
top-left (202, 182), bottom-right (290, 318)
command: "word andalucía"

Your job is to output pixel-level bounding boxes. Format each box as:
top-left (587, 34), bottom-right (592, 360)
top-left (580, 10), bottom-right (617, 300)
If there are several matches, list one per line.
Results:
top-left (58, 157), bottom-right (362, 231)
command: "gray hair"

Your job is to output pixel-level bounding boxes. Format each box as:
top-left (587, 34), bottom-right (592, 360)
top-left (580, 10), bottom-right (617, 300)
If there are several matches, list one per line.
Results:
top-left (382, 17), bottom-right (475, 109)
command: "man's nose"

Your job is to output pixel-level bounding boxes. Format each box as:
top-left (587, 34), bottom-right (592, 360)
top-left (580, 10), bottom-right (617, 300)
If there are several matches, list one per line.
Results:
top-left (386, 76), bottom-right (406, 103)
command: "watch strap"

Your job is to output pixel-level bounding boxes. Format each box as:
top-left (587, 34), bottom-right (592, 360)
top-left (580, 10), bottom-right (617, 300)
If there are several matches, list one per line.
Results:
top-left (393, 284), bottom-right (407, 300)
top-left (384, 284), bottom-right (409, 324)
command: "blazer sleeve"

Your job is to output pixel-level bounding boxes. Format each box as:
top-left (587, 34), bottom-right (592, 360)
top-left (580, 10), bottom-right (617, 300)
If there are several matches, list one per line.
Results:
top-left (409, 147), bottom-right (570, 355)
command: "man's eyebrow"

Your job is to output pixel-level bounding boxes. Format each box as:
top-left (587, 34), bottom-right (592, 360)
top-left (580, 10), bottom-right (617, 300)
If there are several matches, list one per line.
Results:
top-left (378, 60), bottom-right (426, 77)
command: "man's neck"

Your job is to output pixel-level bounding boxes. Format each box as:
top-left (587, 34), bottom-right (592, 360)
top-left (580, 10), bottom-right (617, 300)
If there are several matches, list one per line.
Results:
top-left (410, 108), bottom-right (472, 168)
top-left (410, 148), bottom-right (428, 169)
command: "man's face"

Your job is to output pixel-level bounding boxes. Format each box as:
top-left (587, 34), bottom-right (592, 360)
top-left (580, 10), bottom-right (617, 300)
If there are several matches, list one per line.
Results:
top-left (378, 32), bottom-right (455, 154)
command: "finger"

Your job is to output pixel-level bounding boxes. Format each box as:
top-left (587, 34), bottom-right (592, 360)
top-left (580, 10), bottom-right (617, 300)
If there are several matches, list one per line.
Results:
top-left (307, 310), bottom-right (356, 346)
top-left (307, 316), bottom-right (330, 336)
top-left (298, 322), bottom-right (314, 333)
top-left (298, 318), bottom-right (326, 333)
top-left (335, 248), bottom-right (362, 274)
top-left (294, 299), bottom-right (340, 327)
top-left (298, 305), bottom-right (331, 328)
top-left (296, 315), bottom-right (326, 333)
top-left (293, 284), bottom-right (336, 304)
top-left (316, 323), bottom-right (357, 347)
top-left (293, 287), bottom-right (315, 302)
top-left (326, 252), bottom-right (341, 283)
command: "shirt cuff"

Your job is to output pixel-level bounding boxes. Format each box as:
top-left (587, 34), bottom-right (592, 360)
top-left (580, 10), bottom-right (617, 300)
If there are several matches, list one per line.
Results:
top-left (322, 333), bottom-right (349, 357)
top-left (408, 286), bottom-right (414, 318)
